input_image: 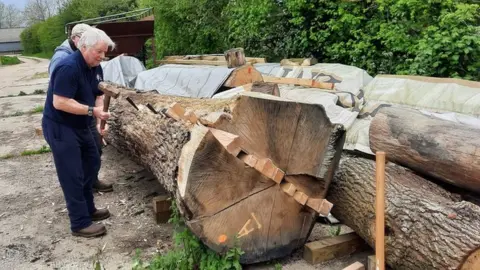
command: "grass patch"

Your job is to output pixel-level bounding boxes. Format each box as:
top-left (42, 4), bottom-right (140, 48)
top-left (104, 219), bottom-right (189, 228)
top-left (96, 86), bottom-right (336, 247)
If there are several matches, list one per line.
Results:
top-left (20, 145), bottom-right (51, 156)
top-left (33, 89), bottom-right (46, 95)
top-left (0, 153), bottom-right (15, 160)
top-left (30, 72), bottom-right (49, 80)
top-left (31, 105), bottom-right (44, 114)
top-left (22, 52), bottom-right (52, 60)
top-left (132, 200), bottom-right (244, 270)
top-left (18, 91), bottom-right (27, 96)
top-left (0, 56), bottom-right (21, 65)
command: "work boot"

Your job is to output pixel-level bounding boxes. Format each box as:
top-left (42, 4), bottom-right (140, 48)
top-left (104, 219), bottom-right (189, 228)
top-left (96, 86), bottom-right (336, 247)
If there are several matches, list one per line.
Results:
top-left (93, 180), bottom-right (113, 193)
top-left (72, 224), bottom-right (106, 238)
top-left (91, 208), bottom-right (111, 221)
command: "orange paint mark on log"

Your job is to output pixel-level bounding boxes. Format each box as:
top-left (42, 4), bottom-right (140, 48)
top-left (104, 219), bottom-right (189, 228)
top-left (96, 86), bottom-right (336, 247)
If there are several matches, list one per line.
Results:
top-left (218, 234), bottom-right (228, 243)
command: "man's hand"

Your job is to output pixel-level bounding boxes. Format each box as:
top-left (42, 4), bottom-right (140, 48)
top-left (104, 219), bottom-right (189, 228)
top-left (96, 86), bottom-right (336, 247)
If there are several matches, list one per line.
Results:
top-left (93, 107), bottom-right (110, 120)
top-left (97, 123), bottom-right (108, 136)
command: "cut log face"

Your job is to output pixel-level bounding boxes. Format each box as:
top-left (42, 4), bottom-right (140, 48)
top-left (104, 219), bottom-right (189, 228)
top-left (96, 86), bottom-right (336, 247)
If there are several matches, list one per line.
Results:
top-left (250, 82), bottom-right (280, 96)
top-left (179, 93), bottom-right (345, 263)
top-left (327, 155), bottom-right (480, 270)
top-left (105, 84), bottom-right (346, 264)
top-left (222, 65), bottom-right (264, 88)
top-left (370, 106), bottom-right (480, 193)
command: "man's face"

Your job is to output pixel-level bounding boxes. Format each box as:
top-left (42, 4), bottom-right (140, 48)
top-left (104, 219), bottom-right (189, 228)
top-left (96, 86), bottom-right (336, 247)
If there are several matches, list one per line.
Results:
top-left (80, 41), bottom-right (108, 67)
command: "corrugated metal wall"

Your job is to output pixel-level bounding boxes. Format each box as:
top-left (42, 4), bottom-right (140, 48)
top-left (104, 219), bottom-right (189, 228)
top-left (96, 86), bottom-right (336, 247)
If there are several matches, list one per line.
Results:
top-left (0, 42), bottom-right (23, 53)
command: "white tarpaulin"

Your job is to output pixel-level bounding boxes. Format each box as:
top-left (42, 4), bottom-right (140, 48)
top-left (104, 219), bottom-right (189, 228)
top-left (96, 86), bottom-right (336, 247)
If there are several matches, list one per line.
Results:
top-left (254, 63), bottom-right (373, 95)
top-left (362, 75), bottom-right (480, 117)
top-left (101, 56), bottom-right (146, 87)
top-left (134, 64), bottom-right (234, 98)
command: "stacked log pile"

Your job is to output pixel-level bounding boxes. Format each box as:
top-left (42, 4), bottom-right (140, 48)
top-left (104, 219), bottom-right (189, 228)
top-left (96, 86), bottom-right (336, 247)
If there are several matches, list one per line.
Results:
top-left (101, 56), bottom-right (480, 268)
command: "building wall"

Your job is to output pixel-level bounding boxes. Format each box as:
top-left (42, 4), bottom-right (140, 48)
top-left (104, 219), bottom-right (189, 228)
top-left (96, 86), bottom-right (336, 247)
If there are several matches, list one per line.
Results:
top-left (0, 42), bottom-right (23, 53)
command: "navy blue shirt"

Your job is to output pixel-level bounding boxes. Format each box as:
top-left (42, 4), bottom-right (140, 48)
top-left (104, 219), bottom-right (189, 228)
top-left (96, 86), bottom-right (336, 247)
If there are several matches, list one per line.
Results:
top-left (44, 50), bottom-right (104, 129)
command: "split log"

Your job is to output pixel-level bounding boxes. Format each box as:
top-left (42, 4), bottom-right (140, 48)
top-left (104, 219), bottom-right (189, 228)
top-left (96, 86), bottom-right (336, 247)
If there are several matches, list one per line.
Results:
top-left (327, 155), bottom-right (480, 270)
top-left (370, 106), bottom-right (480, 193)
top-left (105, 85), bottom-right (346, 263)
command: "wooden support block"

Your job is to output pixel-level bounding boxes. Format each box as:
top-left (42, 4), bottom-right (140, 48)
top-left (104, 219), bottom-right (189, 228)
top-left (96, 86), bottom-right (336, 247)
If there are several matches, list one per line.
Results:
top-left (153, 195), bottom-right (172, 224)
top-left (263, 76), bottom-right (335, 90)
top-left (209, 128), bottom-right (242, 156)
top-left (306, 198), bottom-right (334, 216)
top-left (165, 102), bottom-right (185, 121)
top-left (281, 182), bottom-right (296, 196)
top-left (253, 158), bottom-right (284, 184)
top-left (272, 167), bottom-right (285, 183)
top-left (343, 262), bottom-right (365, 270)
top-left (294, 191), bottom-right (308, 205)
top-left (367, 255), bottom-right (376, 270)
top-left (239, 154), bottom-right (258, 168)
top-left (184, 109), bottom-right (198, 124)
top-left (304, 233), bottom-right (366, 265)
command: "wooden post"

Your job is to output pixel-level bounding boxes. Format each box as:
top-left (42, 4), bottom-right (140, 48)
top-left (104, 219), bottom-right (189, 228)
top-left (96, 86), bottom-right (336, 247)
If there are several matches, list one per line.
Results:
top-left (375, 151), bottom-right (386, 270)
top-left (224, 48), bottom-right (246, 68)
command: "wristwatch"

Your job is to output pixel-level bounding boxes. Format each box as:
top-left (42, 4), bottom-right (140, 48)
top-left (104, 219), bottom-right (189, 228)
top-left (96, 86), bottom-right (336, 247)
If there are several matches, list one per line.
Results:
top-left (88, 106), bottom-right (94, 117)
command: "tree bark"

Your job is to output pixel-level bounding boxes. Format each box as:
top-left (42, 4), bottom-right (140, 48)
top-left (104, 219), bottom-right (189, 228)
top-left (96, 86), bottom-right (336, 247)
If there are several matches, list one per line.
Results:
top-left (370, 106), bottom-right (480, 193)
top-left (327, 155), bottom-right (480, 270)
top-left (105, 85), bottom-right (346, 264)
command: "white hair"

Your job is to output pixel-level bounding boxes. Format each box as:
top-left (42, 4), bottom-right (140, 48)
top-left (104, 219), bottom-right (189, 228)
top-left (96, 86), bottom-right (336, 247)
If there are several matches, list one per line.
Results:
top-left (70, 23), bottom-right (92, 39)
top-left (77, 28), bottom-right (116, 51)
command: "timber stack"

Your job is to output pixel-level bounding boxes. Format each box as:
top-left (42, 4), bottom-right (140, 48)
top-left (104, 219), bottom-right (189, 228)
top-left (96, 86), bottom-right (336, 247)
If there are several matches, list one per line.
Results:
top-left (101, 48), bottom-right (480, 269)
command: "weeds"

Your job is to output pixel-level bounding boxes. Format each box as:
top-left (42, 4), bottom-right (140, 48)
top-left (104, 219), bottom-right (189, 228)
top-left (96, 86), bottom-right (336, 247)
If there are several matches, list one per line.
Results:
top-left (132, 200), bottom-right (244, 270)
top-left (18, 91), bottom-right (27, 96)
top-left (31, 105), bottom-right (44, 114)
top-left (33, 89), bottom-right (46, 95)
top-left (329, 225), bottom-right (342, 236)
top-left (30, 72), bottom-right (49, 80)
top-left (0, 153), bottom-right (15, 160)
top-left (20, 145), bottom-right (51, 156)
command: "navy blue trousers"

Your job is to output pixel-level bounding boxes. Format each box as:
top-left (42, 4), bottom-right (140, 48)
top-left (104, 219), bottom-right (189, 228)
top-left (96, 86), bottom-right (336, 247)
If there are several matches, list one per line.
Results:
top-left (42, 117), bottom-right (100, 232)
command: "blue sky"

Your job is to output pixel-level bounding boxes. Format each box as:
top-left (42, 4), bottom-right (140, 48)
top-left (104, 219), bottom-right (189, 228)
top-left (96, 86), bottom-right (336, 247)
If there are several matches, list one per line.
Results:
top-left (2, 0), bottom-right (28, 9)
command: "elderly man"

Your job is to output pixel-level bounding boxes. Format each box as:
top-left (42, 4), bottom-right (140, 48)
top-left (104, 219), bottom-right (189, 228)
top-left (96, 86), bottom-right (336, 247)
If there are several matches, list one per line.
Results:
top-left (43, 28), bottom-right (115, 237)
top-left (48, 23), bottom-right (113, 193)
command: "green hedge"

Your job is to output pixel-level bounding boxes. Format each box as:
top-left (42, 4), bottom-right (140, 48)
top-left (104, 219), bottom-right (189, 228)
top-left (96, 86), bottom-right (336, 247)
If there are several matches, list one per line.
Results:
top-left (150, 0), bottom-right (480, 80)
top-left (21, 0), bottom-right (480, 80)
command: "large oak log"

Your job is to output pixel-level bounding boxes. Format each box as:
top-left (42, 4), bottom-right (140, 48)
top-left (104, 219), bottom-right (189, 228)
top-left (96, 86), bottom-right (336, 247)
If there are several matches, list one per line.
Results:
top-left (370, 106), bottom-right (480, 193)
top-left (327, 155), bottom-right (480, 270)
top-left (104, 83), bottom-right (346, 263)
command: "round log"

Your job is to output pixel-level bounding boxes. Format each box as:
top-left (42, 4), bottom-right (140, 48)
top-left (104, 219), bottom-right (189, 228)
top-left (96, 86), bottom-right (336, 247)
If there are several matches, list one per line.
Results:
top-left (327, 155), bottom-right (480, 270)
top-left (369, 106), bottom-right (480, 193)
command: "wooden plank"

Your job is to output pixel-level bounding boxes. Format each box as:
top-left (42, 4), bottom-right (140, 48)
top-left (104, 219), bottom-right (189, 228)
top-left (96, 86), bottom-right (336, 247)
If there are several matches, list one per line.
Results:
top-left (280, 57), bottom-right (318, 66)
top-left (303, 232), bottom-right (366, 265)
top-left (263, 76), bottom-right (335, 90)
top-left (153, 195), bottom-right (171, 224)
top-left (157, 57), bottom-right (265, 66)
top-left (343, 262), bottom-right (365, 270)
